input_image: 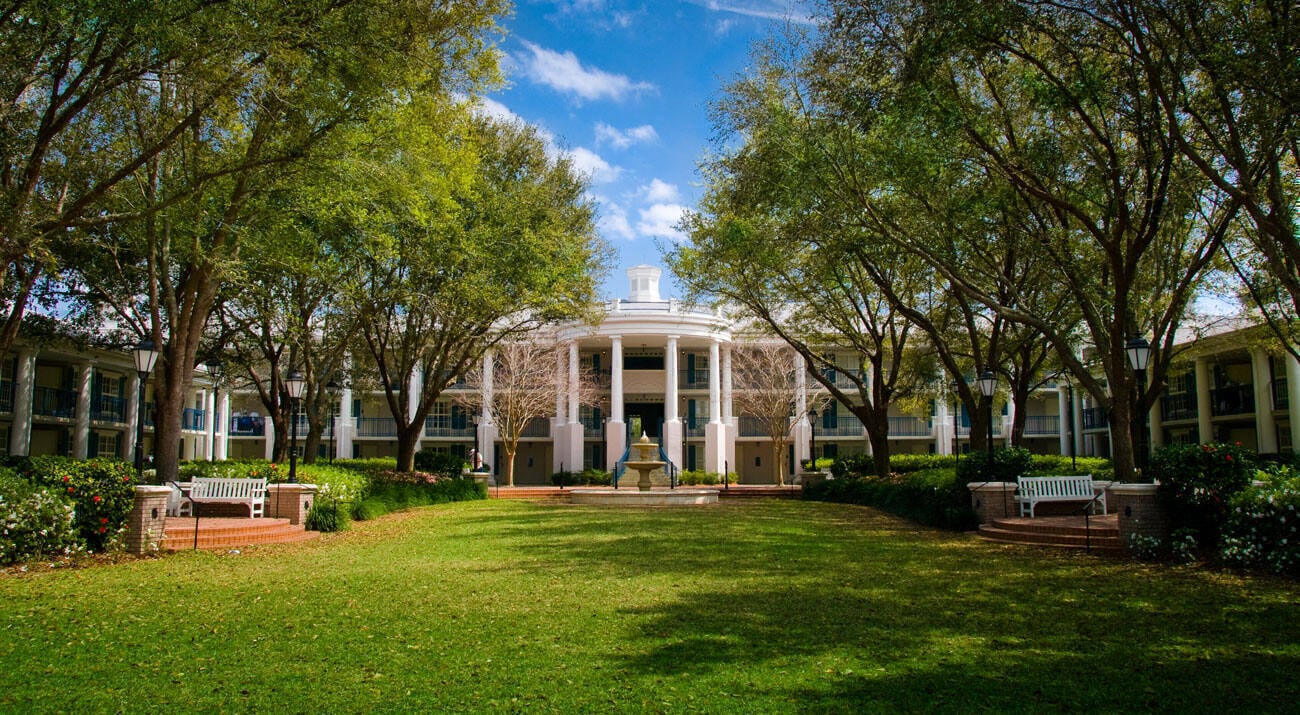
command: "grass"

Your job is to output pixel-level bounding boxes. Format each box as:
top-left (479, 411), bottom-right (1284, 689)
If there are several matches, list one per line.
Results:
top-left (2, 499), bottom-right (1298, 713)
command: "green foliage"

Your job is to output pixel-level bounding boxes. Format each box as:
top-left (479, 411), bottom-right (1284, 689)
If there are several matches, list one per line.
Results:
top-left (9, 456), bottom-right (135, 552)
top-left (677, 470), bottom-right (720, 486)
top-left (351, 475), bottom-right (486, 521)
top-left (1026, 455), bottom-right (1112, 478)
top-left (955, 448), bottom-right (1034, 484)
top-left (890, 454), bottom-right (958, 474)
top-left (1152, 443), bottom-right (1256, 543)
top-left (830, 454), bottom-right (873, 479)
top-left (1219, 468), bottom-right (1300, 576)
top-left (305, 498), bottom-right (349, 534)
top-left (0, 473), bottom-right (83, 565)
top-left (294, 464), bottom-right (369, 506)
top-left (414, 451), bottom-right (468, 478)
top-left (804, 467), bottom-right (977, 531)
top-left (551, 469), bottom-right (610, 486)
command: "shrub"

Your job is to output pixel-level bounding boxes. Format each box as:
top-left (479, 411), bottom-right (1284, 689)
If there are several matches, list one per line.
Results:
top-left (891, 454), bottom-right (958, 474)
top-left (294, 463), bottom-right (368, 506)
top-left (414, 451), bottom-right (467, 478)
top-left (804, 467), bottom-right (976, 531)
top-left (1219, 467), bottom-right (1300, 576)
top-left (553, 469), bottom-right (611, 486)
top-left (305, 498), bottom-right (349, 533)
top-left (829, 454), bottom-right (873, 479)
top-left (551, 471), bottom-right (581, 486)
top-left (678, 470), bottom-right (719, 485)
top-left (0, 473), bottom-right (83, 565)
top-left (955, 447), bottom-right (1034, 484)
top-left (352, 473), bottom-right (486, 520)
top-left (1026, 455), bottom-right (1113, 479)
top-left (1151, 442), bottom-right (1256, 545)
top-left (11, 456), bottom-right (136, 552)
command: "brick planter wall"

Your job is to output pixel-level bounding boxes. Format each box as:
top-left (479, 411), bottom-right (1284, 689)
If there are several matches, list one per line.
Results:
top-left (969, 482), bottom-right (1018, 524)
top-left (265, 483), bottom-right (318, 525)
top-left (1111, 483), bottom-right (1168, 546)
top-left (126, 485), bottom-right (172, 554)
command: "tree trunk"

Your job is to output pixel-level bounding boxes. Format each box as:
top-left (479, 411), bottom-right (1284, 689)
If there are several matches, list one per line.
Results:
top-left (858, 407), bottom-right (891, 477)
top-left (772, 440), bottom-right (785, 486)
top-left (504, 443), bottom-right (518, 487)
top-left (395, 423), bottom-right (420, 472)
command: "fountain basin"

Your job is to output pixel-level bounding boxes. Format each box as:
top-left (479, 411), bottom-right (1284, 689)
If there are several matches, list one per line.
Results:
top-left (569, 488), bottom-right (719, 506)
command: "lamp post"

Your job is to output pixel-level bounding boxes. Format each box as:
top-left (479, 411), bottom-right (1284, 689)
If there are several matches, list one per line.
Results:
top-left (978, 368), bottom-right (1000, 514)
top-left (1126, 335), bottom-right (1152, 478)
top-left (285, 370), bottom-right (306, 483)
top-left (205, 359), bottom-right (222, 462)
top-left (326, 378), bottom-right (340, 464)
top-left (132, 340), bottom-right (161, 479)
top-left (470, 411), bottom-right (480, 473)
top-left (807, 407), bottom-right (818, 472)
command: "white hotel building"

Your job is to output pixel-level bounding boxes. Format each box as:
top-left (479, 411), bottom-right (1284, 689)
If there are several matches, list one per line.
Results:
top-left (3, 266), bottom-right (1298, 483)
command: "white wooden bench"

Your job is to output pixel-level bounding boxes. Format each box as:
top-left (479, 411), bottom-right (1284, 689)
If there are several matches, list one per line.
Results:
top-left (174, 477), bottom-right (267, 518)
top-left (1016, 475), bottom-right (1105, 518)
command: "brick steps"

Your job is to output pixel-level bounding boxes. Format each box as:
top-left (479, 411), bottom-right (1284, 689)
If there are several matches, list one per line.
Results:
top-left (163, 517), bottom-right (319, 551)
top-left (978, 515), bottom-right (1124, 553)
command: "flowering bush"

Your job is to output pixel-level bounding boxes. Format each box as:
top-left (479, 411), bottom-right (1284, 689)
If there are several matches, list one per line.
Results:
top-left (0, 471), bottom-right (84, 564)
top-left (1151, 442), bottom-right (1256, 545)
top-left (1219, 468), bottom-right (1300, 576)
top-left (10, 456), bottom-right (136, 552)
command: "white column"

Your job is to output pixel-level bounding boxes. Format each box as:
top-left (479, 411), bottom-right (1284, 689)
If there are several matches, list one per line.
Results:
top-left (1072, 387), bottom-right (1085, 458)
top-left (123, 372), bottom-right (140, 463)
top-left (263, 415), bottom-right (275, 460)
top-left (704, 339), bottom-right (726, 474)
top-left (1287, 352), bottom-right (1300, 452)
top-left (722, 346), bottom-right (735, 470)
top-left (480, 350), bottom-right (497, 471)
top-left (204, 386), bottom-right (217, 460)
top-left (1195, 357), bottom-right (1213, 443)
top-left (553, 347), bottom-right (566, 473)
top-left (662, 336), bottom-right (682, 469)
top-left (1057, 385), bottom-right (1071, 456)
top-left (216, 392), bottom-right (230, 460)
top-left (1003, 398), bottom-right (1015, 447)
top-left (1251, 349), bottom-right (1279, 453)
top-left (935, 393), bottom-right (953, 457)
top-left (337, 383), bottom-right (353, 461)
top-left (8, 348), bottom-right (36, 457)
top-left (606, 336), bottom-right (625, 471)
top-left (565, 341), bottom-right (583, 471)
top-left (72, 362), bottom-right (92, 459)
top-left (409, 368), bottom-right (423, 455)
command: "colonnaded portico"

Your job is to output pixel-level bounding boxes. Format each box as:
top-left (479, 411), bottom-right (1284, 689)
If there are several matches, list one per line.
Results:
top-left (551, 265), bottom-right (738, 477)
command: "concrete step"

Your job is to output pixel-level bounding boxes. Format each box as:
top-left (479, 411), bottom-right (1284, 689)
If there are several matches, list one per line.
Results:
top-left (978, 525), bottom-right (1125, 552)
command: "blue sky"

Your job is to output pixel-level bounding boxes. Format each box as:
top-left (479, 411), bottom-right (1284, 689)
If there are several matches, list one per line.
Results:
top-left (479, 1), bottom-right (813, 299)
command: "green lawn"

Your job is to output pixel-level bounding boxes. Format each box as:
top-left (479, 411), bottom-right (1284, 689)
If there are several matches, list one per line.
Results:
top-left (2, 499), bottom-right (1297, 713)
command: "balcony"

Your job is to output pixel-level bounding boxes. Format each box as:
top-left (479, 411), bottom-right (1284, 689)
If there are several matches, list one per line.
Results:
top-left (819, 416), bottom-right (865, 438)
top-left (182, 408), bottom-right (206, 431)
top-left (1210, 384), bottom-right (1254, 417)
top-left (956, 419), bottom-right (1004, 437)
top-left (679, 368), bottom-right (710, 388)
top-left (1023, 415), bottom-right (1060, 437)
top-left (1081, 408), bottom-right (1108, 430)
top-left (33, 385), bottom-right (76, 419)
top-left (230, 415), bottom-right (267, 436)
top-left (738, 415), bottom-right (773, 437)
top-left (888, 416), bottom-right (932, 437)
top-left (521, 418), bottom-right (550, 439)
top-left (91, 395), bottom-right (126, 423)
top-left (424, 416), bottom-right (473, 439)
top-left (357, 417), bottom-right (398, 438)
top-left (1273, 380), bottom-right (1289, 411)
top-left (0, 380), bottom-right (13, 413)
top-left (817, 369), bottom-right (863, 390)
top-left (1160, 392), bottom-right (1197, 422)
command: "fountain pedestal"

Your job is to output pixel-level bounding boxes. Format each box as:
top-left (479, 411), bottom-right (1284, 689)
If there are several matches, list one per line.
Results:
top-left (623, 433), bottom-right (666, 492)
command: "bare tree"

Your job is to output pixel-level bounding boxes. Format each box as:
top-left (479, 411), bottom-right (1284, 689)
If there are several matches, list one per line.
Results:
top-left (457, 341), bottom-right (601, 486)
top-left (730, 342), bottom-right (828, 486)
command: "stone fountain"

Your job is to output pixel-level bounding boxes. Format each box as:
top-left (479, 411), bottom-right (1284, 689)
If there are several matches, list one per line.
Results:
top-left (623, 433), bottom-right (665, 491)
top-left (568, 433), bottom-right (719, 506)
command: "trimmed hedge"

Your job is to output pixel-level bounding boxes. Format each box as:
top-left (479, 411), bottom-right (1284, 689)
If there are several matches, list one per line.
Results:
top-left (803, 467), bottom-right (976, 531)
top-left (350, 475), bottom-right (486, 521)
top-left (7, 456), bottom-right (136, 552)
top-left (0, 471), bottom-right (82, 564)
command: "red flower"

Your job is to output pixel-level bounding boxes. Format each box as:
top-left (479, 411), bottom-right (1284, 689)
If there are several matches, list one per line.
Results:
top-left (1225, 454), bottom-right (1233, 462)
top-left (100, 517), bottom-right (109, 525)
top-left (93, 495), bottom-right (102, 503)
top-left (66, 487), bottom-right (74, 494)
top-left (62, 475), bottom-right (70, 483)
top-left (98, 527), bottom-right (107, 534)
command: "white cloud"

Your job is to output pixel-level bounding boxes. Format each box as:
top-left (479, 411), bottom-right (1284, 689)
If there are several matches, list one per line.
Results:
top-left (693, 1), bottom-right (815, 24)
top-left (595, 197), bottom-right (636, 241)
top-left (594, 122), bottom-right (659, 149)
top-left (637, 203), bottom-right (689, 241)
top-left (565, 146), bottom-right (623, 184)
top-left (472, 96), bottom-right (521, 125)
top-left (641, 178), bottom-right (680, 204)
top-left (516, 41), bottom-right (656, 102)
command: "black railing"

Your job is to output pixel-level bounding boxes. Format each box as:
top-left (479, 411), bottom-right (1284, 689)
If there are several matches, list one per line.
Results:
top-left (1022, 415), bottom-right (1060, 436)
top-left (888, 416), bottom-right (931, 437)
top-left (1210, 384), bottom-right (1254, 417)
top-left (182, 408), bottom-right (206, 431)
top-left (1081, 408), bottom-right (1108, 430)
top-left (91, 395), bottom-right (126, 423)
top-left (1160, 392), bottom-right (1197, 421)
top-left (679, 368), bottom-right (710, 387)
top-left (0, 380), bottom-right (13, 413)
top-left (1273, 380), bottom-right (1289, 411)
top-left (33, 385), bottom-right (76, 418)
top-left (230, 415), bottom-right (267, 436)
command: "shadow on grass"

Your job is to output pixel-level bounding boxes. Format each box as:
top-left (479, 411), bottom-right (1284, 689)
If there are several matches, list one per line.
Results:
top-left (458, 500), bottom-right (1300, 712)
